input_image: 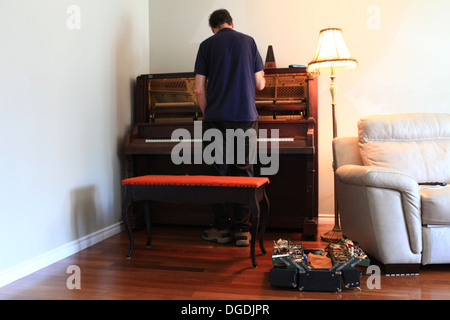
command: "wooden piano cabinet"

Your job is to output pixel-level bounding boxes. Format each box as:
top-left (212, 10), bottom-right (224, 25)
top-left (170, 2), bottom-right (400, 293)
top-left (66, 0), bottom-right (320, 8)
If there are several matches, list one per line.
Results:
top-left (125, 68), bottom-right (318, 236)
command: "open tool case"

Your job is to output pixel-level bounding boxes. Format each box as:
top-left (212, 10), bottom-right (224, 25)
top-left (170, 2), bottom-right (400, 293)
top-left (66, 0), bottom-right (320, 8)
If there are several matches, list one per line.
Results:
top-left (270, 239), bottom-right (370, 292)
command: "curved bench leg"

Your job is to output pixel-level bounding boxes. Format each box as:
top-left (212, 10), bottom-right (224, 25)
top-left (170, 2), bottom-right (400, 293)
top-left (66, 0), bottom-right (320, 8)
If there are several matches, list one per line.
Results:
top-left (259, 189), bottom-right (270, 255)
top-left (249, 194), bottom-right (260, 268)
top-left (144, 201), bottom-right (152, 248)
top-left (122, 189), bottom-right (134, 258)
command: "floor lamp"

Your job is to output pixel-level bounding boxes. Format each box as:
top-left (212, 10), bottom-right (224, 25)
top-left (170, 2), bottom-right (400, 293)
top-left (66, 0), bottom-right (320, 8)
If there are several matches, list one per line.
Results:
top-left (307, 27), bottom-right (358, 242)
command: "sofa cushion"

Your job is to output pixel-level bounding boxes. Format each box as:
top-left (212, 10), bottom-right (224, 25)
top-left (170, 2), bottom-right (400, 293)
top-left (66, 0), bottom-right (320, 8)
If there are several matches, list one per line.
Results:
top-left (358, 113), bottom-right (450, 183)
top-left (422, 226), bottom-right (450, 264)
top-left (420, 186), bottom-right (450, 225)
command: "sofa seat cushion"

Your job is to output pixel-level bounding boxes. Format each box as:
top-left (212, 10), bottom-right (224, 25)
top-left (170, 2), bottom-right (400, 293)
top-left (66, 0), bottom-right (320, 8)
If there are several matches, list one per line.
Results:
top-left (358, 113), bottom-right (450, 183)
top-left (420, 186), bottom-right (450, 225)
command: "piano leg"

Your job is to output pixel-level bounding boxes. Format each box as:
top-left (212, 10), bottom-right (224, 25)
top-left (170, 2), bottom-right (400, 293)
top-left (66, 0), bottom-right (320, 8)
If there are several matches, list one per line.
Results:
top-left (125, 155), bottom-right (136, 178)
top-left (303, 153), bottom-right (318, 239)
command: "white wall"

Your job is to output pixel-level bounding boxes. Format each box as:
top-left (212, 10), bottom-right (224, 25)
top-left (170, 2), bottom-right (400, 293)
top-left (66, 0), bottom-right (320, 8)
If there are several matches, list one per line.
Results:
top-left (149, 0), bottom-right (450, 215)
top-left (0, 0), bottom-right (149, 286)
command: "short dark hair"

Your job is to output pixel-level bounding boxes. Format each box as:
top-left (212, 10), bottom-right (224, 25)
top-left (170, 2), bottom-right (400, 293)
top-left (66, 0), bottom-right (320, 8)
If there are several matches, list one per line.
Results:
top-left (209, 9), bottom-right (233, 28)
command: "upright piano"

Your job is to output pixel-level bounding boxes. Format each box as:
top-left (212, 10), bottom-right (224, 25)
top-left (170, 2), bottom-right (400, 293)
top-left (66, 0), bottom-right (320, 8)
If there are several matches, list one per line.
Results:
top-left (124, 67), bottom-right (318, 236)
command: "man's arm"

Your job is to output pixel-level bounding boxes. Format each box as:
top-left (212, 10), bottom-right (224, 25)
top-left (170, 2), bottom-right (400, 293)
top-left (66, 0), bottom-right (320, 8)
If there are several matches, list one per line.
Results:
top-left (195, 74), bottom-right (207, 115)
top-left (255, 70), bottom-right (266, 91)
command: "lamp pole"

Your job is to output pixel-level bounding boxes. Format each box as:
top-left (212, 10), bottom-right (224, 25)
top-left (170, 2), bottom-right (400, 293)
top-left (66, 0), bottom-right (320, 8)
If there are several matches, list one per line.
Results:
top-left (321, 67), bottom-right (343, 242)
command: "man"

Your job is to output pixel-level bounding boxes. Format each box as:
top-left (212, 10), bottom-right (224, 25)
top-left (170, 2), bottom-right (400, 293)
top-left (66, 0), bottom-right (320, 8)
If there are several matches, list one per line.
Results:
top-left (194, 9), bottom-right (266, 247)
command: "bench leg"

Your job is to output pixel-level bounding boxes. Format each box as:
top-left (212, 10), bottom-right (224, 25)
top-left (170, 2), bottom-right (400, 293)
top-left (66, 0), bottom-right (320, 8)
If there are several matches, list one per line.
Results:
top-left (249, 196), bottom-right (260, 268)
top-left (144, 201), bottom-right (152, 248)
top-left (259, 190), bottom-right (270, 255)
top-left (122, 190), bottom-right (134, 258)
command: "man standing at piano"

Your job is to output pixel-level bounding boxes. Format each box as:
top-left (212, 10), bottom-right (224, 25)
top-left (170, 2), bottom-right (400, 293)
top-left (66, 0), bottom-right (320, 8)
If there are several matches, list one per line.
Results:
top-left (194, 9), bottom-right (266, 247)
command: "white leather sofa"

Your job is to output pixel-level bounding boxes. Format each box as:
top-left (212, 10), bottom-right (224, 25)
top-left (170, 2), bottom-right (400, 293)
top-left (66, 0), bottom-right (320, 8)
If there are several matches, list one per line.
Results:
top-left (333, 113), bottom-right (450, 273)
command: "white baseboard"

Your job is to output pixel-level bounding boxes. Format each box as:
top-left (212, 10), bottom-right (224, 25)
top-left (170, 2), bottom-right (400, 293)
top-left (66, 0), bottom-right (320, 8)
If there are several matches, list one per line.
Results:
top-left (318, 214), bottom-right (335, 225)
top-left (0, 222), bottom-right (123, 288)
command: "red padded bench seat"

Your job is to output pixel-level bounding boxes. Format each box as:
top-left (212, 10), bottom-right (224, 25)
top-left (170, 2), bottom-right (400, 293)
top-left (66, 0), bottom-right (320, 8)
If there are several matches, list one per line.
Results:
top-left (121, 175), bottom-right (270, 268)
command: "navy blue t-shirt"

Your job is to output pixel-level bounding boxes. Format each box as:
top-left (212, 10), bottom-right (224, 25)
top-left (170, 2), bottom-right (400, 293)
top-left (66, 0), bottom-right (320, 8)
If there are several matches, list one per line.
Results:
top-left (194, 28), bottom-right (264, 122)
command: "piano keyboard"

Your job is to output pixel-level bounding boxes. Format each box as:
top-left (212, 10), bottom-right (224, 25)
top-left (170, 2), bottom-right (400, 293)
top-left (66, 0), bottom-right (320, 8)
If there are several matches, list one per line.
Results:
top-left (145, 137), bottom-right (295, 143)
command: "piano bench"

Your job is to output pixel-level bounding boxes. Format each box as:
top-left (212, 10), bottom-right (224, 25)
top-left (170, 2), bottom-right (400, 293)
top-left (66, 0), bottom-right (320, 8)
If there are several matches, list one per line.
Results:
top-left (121, 175), bottom-right (270, 268)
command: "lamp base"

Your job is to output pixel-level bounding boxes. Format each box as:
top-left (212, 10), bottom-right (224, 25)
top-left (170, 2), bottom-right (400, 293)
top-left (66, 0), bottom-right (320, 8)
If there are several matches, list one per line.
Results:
top-left (320, 225), bottom-right (343, 243)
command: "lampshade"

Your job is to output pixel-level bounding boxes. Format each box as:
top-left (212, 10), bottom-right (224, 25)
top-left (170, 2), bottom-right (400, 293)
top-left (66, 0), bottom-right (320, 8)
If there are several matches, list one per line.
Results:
top-left (307, 27), bottom-right (358, 76)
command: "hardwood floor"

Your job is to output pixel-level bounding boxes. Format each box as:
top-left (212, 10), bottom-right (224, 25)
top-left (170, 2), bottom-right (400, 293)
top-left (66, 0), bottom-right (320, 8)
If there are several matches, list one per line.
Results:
top-left (1, 220), bottom-right (450, 301)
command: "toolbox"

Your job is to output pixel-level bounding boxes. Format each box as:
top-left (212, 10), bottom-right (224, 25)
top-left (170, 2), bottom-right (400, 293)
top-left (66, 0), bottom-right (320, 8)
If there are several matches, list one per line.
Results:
top-left (269, 239), bottom-right (370, 292)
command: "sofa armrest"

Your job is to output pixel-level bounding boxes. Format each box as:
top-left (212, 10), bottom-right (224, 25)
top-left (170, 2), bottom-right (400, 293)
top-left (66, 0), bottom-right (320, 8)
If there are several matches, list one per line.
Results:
top-left (337, 165), bottom-right (419, 194)
top-left (335, 165), bottom-right (422, 257)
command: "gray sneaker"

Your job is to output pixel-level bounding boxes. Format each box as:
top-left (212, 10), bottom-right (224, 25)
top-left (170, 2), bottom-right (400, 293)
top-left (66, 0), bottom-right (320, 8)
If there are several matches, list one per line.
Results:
top-left (235, 231), bottom-right (251, 247)
top-left (202, 227), bottom-right (232, 244)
